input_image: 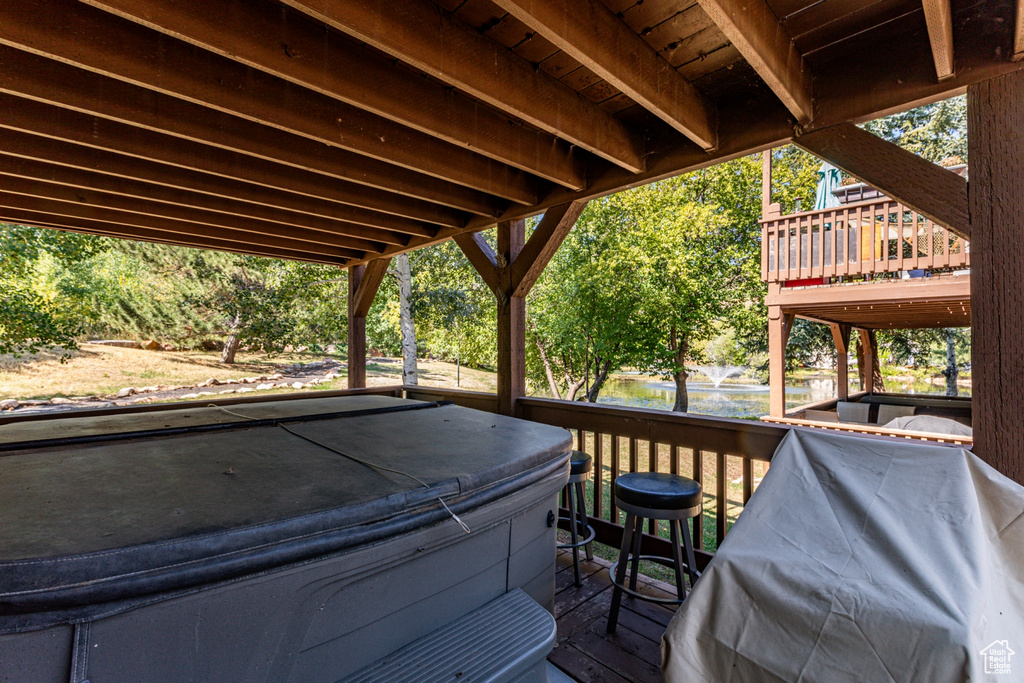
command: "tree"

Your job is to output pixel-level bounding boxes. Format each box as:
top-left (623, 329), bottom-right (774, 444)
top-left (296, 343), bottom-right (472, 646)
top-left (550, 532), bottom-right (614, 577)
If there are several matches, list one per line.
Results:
top-left (389, 253), bottom-right (417, 384)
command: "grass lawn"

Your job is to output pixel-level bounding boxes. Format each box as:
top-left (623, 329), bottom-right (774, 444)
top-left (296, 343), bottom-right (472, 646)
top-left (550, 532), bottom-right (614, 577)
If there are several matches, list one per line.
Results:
top-left (0, 344), bottom-right (496, 401)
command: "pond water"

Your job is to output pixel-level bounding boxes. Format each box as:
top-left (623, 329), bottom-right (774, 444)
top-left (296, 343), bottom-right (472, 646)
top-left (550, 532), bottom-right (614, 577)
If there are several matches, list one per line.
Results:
top-left (584, 373), bottom-right (969, 420)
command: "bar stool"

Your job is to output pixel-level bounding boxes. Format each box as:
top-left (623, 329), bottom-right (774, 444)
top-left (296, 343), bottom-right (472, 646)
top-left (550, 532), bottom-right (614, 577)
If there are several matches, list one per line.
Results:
top-left (557, 450), bottom-right (596, 586)
top-left (607, 472), bottom-right (701, 633)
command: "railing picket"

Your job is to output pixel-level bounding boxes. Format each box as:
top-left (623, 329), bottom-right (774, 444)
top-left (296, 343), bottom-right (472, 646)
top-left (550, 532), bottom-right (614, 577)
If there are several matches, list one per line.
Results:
top-left (577, 428), bottom-right (585, 452)
top-left (670, 444), bottom-right (679, 476)
top-left (648, 440), bottom-right (658, 534)
top-left (593, 432), bottom-right (604, 519)
top-left (742, 458), bottom-right (753, 504)
top-left (716, 452), bottom-right (727, 545)
top-left (692, 448), bottom-right (703, 551)
top-left (610, 436), bottom-right (620, 524)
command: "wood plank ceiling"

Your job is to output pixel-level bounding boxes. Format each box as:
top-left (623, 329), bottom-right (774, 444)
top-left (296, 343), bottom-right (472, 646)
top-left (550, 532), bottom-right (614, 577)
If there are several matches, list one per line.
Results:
top-left (0, 0), bottom-right (1020, 267)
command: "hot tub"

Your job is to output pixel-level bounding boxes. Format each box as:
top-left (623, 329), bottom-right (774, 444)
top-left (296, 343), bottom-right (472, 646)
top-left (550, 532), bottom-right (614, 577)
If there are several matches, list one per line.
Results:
top-left (0, 395), bottom-right (571, 682)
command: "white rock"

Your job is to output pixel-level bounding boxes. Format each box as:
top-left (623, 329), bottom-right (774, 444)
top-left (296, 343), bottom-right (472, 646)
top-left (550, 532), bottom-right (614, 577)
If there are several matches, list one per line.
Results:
top-left (271, 373), bottom-right (284, 380)
top-left (256, 383), bottom-right (275, 391)
top-left (197, 391), bottom-right (215, 397)
top-left (224, 379), bottom-right (239, 385)
top-left (291, 381), bottom-right (304, 389)
top-left (139, 386), bottom-right (160, 394)
top-left (236, 387), bottom-right (254, 393)
top-left (50, 397), bottom-right (74, 404)
top-left (116, 387), bottom-right (137, 398)
top-left (180, 393), bottom-right (200, 399)
top-left (0, 399), bottom-right (19, 410)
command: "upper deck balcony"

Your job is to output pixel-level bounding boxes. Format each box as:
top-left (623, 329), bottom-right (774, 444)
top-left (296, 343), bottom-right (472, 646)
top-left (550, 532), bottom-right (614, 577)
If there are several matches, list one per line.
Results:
top-left (761, 167), bottom-right (969, 286)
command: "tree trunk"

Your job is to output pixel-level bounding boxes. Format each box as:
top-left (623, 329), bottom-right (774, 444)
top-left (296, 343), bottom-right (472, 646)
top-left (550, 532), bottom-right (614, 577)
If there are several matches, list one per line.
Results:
top-left (585, 358), bottom-right (613, 402)
top-left (221, 315), bottom-right (241, 364)
top-left (532, 336), bottom-right (562, 399)
top-left (392, 253), bottom-right (418, 385)
top-left (671, 328), bottom-right (689, 413)
top-left (944, 328), bottom-right (959, 397)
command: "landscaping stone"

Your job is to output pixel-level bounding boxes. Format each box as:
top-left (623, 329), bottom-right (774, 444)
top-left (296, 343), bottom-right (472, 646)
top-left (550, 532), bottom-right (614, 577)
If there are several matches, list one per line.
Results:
top-left (139, 386), bottom-right (161, 394)
top-left (161, 343), bottom-right (177, 352)
top-left (87, 340), bottom-right (142, 349)
top-left (236, 387), bottom-right (254, 393)
top-left (142, 339), bottom-right (161, 351)
top-left (116, 387), bottom-right (136, 398)
top-left (0, 399), bottom-right (19, 411)
top-left (50, 397), bottom-right (73, 404)
top-left (291, 382), bottom-right (304, 389)
top-left (256, 383), bottom-right (274, 391)
top-left (180, 393), bottom-right (200, 399)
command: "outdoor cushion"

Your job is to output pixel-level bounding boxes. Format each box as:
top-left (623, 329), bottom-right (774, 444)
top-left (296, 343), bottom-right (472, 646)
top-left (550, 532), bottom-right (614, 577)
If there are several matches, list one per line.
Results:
top-left (836, 400), bottom-right (870, 423)
top-left (614, 472), bottom-right (701, 511)
top-left (876, 403), bottom-right (915, 424)
top-left (569, 450), bottom-right (592, 476)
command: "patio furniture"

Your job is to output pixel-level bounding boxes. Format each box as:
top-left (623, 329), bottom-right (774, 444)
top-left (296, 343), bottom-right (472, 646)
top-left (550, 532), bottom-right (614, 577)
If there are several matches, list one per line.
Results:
top-left (804, 408), bottom-right (840, 423)
top-left (607, 472), bottom-right (701, 633)
top-left (836, 400), bottom-right (871, 423)
top-left (876, 403), bottom-right (916, 424)
top-left (557, 450), bottom-right (596, 586)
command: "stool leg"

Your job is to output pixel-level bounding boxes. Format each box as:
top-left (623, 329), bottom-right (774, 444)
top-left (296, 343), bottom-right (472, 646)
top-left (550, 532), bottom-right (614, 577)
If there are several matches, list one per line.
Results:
top-left (574, 481), bottom-right (594, 561)
top-left (669, 520), bottom-right (687, 600)
top-left (566, 484), bottom-right (582, 587)
top-left (681, 514), bottom-right (700, 592)
top-left (607, 512), bottom-right (635, 633)
top-left (628, 514), bottom-right (643, 591)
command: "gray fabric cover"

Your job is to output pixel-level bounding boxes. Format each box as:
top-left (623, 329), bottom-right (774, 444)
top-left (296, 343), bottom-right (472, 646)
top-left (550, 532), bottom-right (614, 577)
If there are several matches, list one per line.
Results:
top-left (884, 414), bottom-right (973, 436)
top-left (0, 397), bottom-right (571, 630)
top-left (663, 428), bottom-right (1024, 682)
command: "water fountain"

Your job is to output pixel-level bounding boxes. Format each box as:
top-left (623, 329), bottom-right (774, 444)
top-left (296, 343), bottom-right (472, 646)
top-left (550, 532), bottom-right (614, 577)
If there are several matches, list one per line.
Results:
top-left (692, 365), bottom-right (745, 389)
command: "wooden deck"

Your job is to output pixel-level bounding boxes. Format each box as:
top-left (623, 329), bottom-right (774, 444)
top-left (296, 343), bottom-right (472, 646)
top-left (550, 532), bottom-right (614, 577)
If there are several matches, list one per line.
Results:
top-left (549, 549), bottom-right (680, 683)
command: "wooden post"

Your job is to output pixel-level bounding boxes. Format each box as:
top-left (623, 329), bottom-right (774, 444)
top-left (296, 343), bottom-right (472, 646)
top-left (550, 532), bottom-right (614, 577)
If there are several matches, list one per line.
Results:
top-left (768, 298), bottom-right (793, 417)
top-left (455, 201), bottom-right (589, 416)
top-left (968, 69), bottom-right (1024, 483)
top-left (496, 219), bottom-right (526, 416)
top-left (346, 258), bottom-right (393, 390)
top-left (762, 148), bottom-right (772, 216)
top-left (830, 323), bottom-right (850, 400)
top-left (347, 264), bottom-right (366, 389)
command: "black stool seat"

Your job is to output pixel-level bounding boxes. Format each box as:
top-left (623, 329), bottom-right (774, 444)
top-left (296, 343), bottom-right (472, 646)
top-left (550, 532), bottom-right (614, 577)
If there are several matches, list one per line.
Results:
top-left (614, 472), bottom-right (701, 511)
top-left (569, 450), bottom-right (592, 476)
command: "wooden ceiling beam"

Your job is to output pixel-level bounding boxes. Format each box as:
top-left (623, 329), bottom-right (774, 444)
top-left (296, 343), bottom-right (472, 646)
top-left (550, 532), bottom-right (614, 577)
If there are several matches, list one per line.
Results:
top-left (0, 200), bottom-right (362, 263)
top-left (0, 178), bottom-right (381, 255)
top-left (492, 0), bottom-right (717, 151)
top-left (12, 216), bottom-right (347, 266)
top-left (0, 91), bottom-right (472, 227)
top-left (922, 0), bottom-right (955, 81)
top-left (511, 201), bottom-right (588, 297)
top-left (795, 123), bottom-right (970, 239)
top-left (0, 2), bottom-right (535, 206)
top-left (81, 0), bottom-right (585, 191)
top-left (0, 132), bottom-right (432, 238)
top-left (0, 154), bottom-right (408, 248)
top-left (281, 0), bottom-right (646, 173)
top-left (694, 0), bottom-right (814, 123)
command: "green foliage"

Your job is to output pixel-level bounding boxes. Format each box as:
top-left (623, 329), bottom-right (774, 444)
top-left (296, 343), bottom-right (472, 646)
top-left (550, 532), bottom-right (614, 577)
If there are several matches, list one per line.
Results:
top-left (862, 96), bottom-right (967, 164)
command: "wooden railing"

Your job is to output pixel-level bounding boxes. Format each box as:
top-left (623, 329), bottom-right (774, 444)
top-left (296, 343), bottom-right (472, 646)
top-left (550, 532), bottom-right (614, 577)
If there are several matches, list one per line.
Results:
top-left (406, 386), bottom-right (791, 568)
top-left (761, 199), bottom-right (970, 284)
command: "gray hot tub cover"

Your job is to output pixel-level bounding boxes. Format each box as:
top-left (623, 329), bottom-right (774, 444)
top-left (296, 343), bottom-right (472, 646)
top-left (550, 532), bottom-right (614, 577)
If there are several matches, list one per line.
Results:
top-left (663, 428), bottom-right (1024, 682)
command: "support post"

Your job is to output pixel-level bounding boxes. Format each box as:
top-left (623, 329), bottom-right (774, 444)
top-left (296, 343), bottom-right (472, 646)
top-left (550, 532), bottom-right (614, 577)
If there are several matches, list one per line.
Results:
top-left (855, 327), bottom-right (882, 394)
top-left (968, 69), bottom-right (1024, 483)
top-left (496, 219), bottom-right (526, 416)
top-left (346, 258), bottom-right (392, 389)
top-left (768, 298), bottom-right (793, 417)
top-left (830, 323), bottom-right (850, 400)
top-left (456, 201), bottom-right (588, 416)
top-left (347, 265), bottom-right (366, 389)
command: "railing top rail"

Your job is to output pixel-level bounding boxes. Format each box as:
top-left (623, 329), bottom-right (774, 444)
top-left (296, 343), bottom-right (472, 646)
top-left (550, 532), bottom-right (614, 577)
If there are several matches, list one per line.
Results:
top-left (763, 415), bottom-right (973, 446)
top-left (759, 197), bottom-right (902, 224)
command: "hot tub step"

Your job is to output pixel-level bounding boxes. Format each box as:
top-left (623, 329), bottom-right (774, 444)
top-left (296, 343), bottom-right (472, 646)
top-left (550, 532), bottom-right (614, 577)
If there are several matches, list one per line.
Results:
top-left (338, 589), bottom-right (556, 683)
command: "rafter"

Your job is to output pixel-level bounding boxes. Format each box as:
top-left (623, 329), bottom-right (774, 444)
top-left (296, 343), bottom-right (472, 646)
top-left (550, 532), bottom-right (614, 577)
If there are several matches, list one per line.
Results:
top-left (81, 0), bottom-right (585, 191)
top-left (492, 0), bottom-right (717, 151)
top-left (280, 0), bottom-right (645, 173)
top-left (1015, 0), bottom-right (1024, 61)
top-left (922, 0), bottom-right (955, 81)
top-left (795, 123), bottom-right (969, 239)
top-left (511, 201), bottom-right (588, 297)
top-left (694, 0), bottom-right (814, 123)
top-left (0, 204), bottom-right (357, 264)
top-left (0, 162), bottom-right (391, 253)
top-left (0, 2), bottom-right (535, 205)
top-left (0, 154), bottom-right (410, 248)
top-left (27, 220), bottom-right (346, 266)
top-left (0, 93), bottom-right (473, 227)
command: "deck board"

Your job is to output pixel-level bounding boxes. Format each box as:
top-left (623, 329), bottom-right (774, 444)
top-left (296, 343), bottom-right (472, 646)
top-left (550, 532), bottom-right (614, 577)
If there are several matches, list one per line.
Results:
top-left (549, 549), bottom-right (679, 682)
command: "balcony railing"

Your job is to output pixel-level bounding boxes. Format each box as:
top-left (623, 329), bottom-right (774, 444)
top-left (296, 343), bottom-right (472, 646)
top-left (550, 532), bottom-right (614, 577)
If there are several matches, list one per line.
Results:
top-left (761, 199), bottom-right (969, 284)
top-left (406, 386), bottom-right (790, 568)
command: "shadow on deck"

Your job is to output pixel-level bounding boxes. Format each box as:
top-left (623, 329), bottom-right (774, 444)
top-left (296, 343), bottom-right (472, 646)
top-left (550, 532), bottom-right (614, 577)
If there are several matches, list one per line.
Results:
top-left (549, 549), bottom-right (679, 682)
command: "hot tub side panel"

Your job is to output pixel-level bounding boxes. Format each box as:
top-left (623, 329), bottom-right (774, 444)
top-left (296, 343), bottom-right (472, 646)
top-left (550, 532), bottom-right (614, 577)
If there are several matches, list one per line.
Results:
top-left (0, 467), bottom-right (563, 683)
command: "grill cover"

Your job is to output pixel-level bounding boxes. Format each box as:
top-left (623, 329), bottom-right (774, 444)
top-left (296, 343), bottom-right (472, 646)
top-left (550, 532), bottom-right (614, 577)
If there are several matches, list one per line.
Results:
top-left (0, 396), bottom-right (571, 631)
top-left (663, 428), bottom-right (1024, 682)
